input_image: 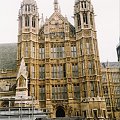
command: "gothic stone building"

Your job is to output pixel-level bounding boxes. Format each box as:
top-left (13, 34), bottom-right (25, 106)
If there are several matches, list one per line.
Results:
top-left (1, 0), bottom-right (119, 119)
top-left (101, 62), bottom-right (120, 119)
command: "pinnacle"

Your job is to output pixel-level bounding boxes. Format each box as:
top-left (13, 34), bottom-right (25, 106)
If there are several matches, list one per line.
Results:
top-left (54, 0), bottom-right (58, 4)
top-left (23, 0), bottom-right (36, 4)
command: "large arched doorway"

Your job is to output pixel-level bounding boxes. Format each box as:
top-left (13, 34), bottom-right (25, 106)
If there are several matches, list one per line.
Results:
top-left (56, 106), bottom-right (65, 117)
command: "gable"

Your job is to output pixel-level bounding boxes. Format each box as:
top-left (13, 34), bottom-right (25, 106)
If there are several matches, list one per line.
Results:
top-left (49, 12), bottom-right (65, 24)
top-left (48, 12), bottom-right (65, 33)
top-left (17, 58), bottom-right (28, 80)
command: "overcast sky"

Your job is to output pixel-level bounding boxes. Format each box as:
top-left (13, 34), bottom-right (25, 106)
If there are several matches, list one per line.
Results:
top-left (0, 0), bottom-right (119, 62)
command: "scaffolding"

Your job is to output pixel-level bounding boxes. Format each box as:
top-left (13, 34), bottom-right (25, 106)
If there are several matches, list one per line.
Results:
top-left (0, 96), bottom-right (48, 120)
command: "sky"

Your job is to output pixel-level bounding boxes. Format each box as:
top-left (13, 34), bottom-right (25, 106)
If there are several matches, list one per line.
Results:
top-left (0, 0), bottom-right (119, 62)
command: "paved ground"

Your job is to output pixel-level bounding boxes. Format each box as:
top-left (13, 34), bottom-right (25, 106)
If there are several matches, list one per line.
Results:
top-left (37, 117), bottom-right (84, 120)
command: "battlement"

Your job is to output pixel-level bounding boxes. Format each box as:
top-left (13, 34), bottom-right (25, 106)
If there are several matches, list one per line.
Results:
top-left (81, 96), bottom-right (105, 103)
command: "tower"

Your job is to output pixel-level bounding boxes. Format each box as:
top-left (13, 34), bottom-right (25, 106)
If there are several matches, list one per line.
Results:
top-left (17, 0), bottom-right (39, 96)
top-left (74, 0), bottom-right (108, 119)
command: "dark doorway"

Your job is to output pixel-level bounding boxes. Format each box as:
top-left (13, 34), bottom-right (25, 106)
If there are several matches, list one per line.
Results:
top-left (56, 106), bottom-right (65, 117)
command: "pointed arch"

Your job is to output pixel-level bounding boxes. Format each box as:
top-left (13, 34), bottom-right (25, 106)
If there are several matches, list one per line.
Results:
top-left (90, 13), bottom-right (93, 26)
top-left (25, 15), bottom-right (30, 27)
top-left (19, 16), bottom-right (22, 29)
top-left (56, 106), bottom-right (65, 117)
top-left (32, 16), bottom-right (36, 28)
top-left (83, 12), bottom-right (88, 24)
top-left (25, 5), bottom-right (27, 11)
top-left (77, 13), bottom-right (81, 28)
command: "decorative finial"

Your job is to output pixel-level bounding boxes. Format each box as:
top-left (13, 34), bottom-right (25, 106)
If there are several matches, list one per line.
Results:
top-left (23, 0), bottom-right (35, 4)
top-left (40, 13), bottom-right (44, 28)
top-left (59, 6), bottom-right (61, 13)
top-left (45, 16), bottom-right (48, 21)
top-left (106, 60), bottom-right (109, 68)
top-left (65, 15), bottom-right (68, 20)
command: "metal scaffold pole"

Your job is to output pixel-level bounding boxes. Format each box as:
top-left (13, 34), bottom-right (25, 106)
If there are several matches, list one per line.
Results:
top-left (32, 85), bottom-right (35, 120)
top-left (21, 96), bottom-right (22, 120)
top-left (9, 99), bottom-right (10, 120)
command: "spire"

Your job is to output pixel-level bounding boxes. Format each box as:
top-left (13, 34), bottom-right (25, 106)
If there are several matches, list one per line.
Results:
top-left (65, 15), bottom-right (68, 21)
top-left (16, 58), bottom-right (28, 99)
top-left (106, 60), bottom-right (109, 68)
top-left (54, 0), bottom-right (59, 12)
top-left (17, 58), bottom-right (28, 80)
top-left (75, 0), bottom-right (79, 3)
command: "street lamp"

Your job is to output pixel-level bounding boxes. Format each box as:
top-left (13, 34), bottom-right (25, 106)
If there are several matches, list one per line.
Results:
top-left (6, 85), bottom-right (10, 120)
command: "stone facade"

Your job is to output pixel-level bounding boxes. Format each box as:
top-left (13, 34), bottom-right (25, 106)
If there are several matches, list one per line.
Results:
top-left (101, 62), bottom-right (120, 119)
top-left (0, 0), bottom-right (119, 119)
top-left (16, 0), bottom-right (108, 118)
top-left (0, 70), bottom-right (16, 107)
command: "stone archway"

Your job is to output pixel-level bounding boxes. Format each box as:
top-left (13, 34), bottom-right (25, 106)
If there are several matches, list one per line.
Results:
top-left (56, 106), bottom-right (65, 117)
top-left (1, 100), bottom-right (9, 107)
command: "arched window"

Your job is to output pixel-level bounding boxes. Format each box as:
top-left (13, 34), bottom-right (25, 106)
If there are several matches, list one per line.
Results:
top-left (83, 12), bottom-right (88, 24)
top-left (25, 15), bottom-right (30, 27)
top-left (19, 17), bottom-right (22, 29)
top-left (81, 1), bottom-right (87, 8)
top-left (25, 5), bottom-right (30, 11)
top-left (90, 14), bottom-right (93, 26)
top-left (77, 13), bottom-right (81, 28)
top-left (25, 42), bottom-right (29, 57)
top-left (32, 17), bottom-right (36, 28)
top-left (28, 5), bottom-right (30, 11)
top-left (25, 5), bottom-right (27, 11)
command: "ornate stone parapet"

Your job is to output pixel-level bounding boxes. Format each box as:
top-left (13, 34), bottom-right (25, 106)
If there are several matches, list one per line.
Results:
top-left (81, 96), bottom-right (105, 103)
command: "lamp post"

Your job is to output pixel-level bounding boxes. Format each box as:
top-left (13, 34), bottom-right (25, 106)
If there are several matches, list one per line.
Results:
top-left (8, 98), bottom-right (10, 120)
top-left (6, 85), bottom-right (10, 120)
top-left (31, 95), bottom-right (34, 120)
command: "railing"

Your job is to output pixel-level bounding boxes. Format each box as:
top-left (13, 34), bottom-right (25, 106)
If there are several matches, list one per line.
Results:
top-left (0, 108), bottom-right (47, 120)
top-left (0, 96), bottom-right (48, 120)
top-left (0, 69), bottom-right (16, 74)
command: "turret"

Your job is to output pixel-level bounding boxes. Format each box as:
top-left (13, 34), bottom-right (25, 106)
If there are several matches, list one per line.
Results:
top-left (18, 0), bottom-right (39, 35)
top-left (74, 0), bottom-right (95, 32)
top-left (17, 0), bottom-right (39, 97)
top-left (74, 0), bottom-right (108, 119)
top-left (17, 0), bottom-right (39, 59)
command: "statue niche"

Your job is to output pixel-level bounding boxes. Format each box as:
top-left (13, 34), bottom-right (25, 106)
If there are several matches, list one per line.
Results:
top-left (18, 75), bottom-right (26, 88)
